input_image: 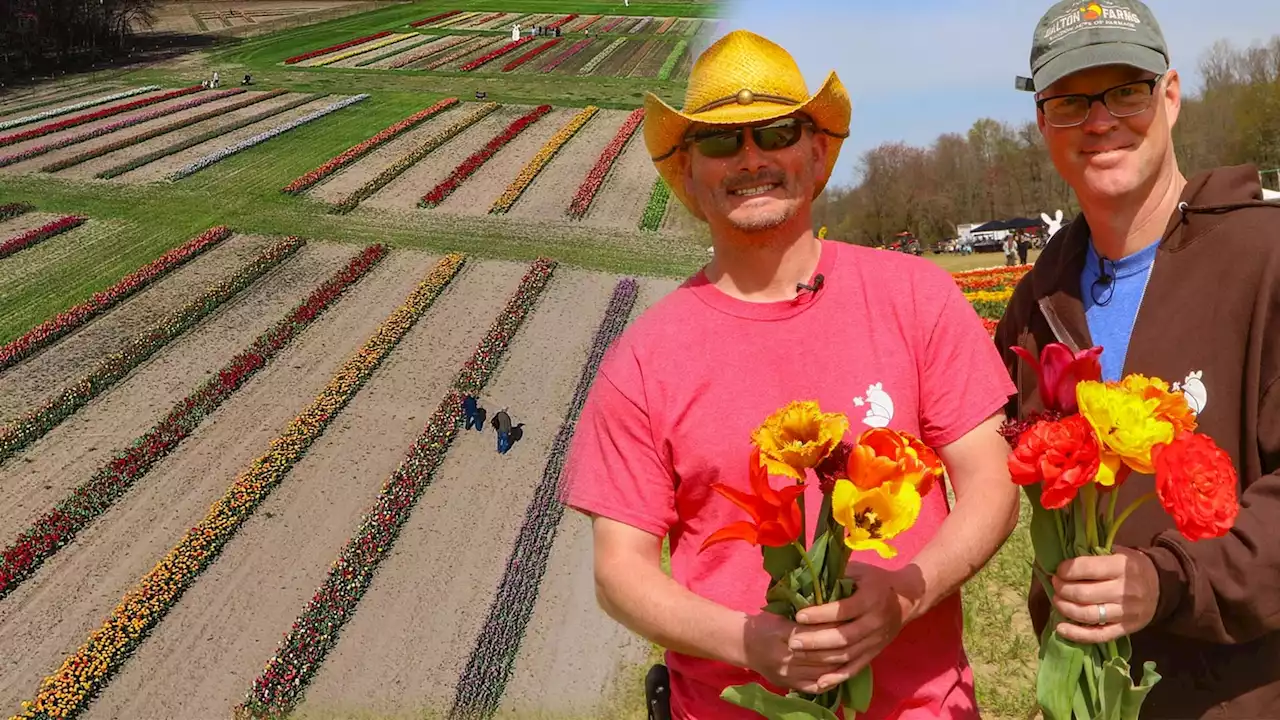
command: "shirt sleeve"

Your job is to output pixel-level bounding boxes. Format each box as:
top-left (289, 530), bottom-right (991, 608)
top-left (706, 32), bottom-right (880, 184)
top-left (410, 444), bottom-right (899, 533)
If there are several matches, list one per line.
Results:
top-left (559, 343), bottom-right (676, 538)
top-left (917, 269), bottom-right (1018, 449)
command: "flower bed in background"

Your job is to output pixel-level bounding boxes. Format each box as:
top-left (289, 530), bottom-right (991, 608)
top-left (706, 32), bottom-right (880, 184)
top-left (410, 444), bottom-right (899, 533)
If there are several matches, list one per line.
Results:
top-left (420, 104), bottom-right (551, 208)
top-left (570, 14), bottom-right (602, 31)
top-left (0, 215), bottom-right (87, 260)
top-left (309, 34), bottom-right (413, 67)
top-left (383, 36), bottom-right (470, 69)
top-left (423, 37), bottom-right (499, 70)
top-left (547, 13), bottom-right (578, 29)
top-left (409, 9), bottom-right (460, 27)
top-left (491, 106), bottom-right (597, 214)
top-left (566, 108), bottom-right (642, 219)
top-left (578, 38), bottom-right (627, 75)
top-left (501, 39), bottom-right (562, 71)
top-left (0, 226), bottom-right (231, 371)
top-left (459, 37), bottom-right (534, 71)
top-left (951, 264), bottom-right (1031, 335)
top-left (629, 17), bottom-right (653, 33)
top-left (0, 86), bottom-right (203, 148)
top-left (0, 86), bottom-right (160, 132)
top-left (285, 30), bottom-right (391, 64)
top-left (639, 177), bottom-right (670, 231)
top-left (539, 38), bottom-right (592, 73)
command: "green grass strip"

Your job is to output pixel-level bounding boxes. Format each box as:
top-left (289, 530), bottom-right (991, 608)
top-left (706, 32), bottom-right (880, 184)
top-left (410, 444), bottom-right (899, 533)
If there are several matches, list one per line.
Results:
top-left (639, 176), bottom-right (670, 231)
top-left (332, 102), bottom-right (499, 214)
top-left (0, 236), bottom-right (305, 464)
top-left (95, 93), bottom-right (322, 179)
top-left (42, 89), bottom-right (288, 173)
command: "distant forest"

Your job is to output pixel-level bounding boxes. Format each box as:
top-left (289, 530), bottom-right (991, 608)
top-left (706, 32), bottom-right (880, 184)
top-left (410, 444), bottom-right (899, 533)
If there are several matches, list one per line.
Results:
top-left (1, 0), bottom-right (158, 84)
top-left (812, 37), bottom-right (1280, 246)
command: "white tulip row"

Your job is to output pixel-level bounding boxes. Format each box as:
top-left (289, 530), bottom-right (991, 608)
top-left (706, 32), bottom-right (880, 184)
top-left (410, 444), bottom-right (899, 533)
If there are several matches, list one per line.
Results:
top-left (0, 86), bottom-right (161, 132)
top-left (629, 17), bottom-right (653, 33)
top-left (578, 38), bottom-right (627, 75)
top-left (167, 94), bottom-right (370, 181)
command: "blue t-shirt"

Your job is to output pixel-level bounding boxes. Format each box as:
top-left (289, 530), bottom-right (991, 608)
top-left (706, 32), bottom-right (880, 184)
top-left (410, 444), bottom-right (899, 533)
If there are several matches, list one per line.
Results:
top-left (1080, 238), bottom-right (1161, 382)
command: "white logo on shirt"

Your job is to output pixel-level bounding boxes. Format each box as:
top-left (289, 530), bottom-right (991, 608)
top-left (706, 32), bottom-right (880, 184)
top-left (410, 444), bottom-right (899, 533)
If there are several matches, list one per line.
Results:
top-left (1171, 370), bottom-right (1208, 415)
top-left (852, 383), bottom-right (894, 428)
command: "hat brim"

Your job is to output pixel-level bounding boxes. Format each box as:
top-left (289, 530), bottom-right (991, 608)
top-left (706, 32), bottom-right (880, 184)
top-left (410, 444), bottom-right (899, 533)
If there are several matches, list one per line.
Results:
top-left (642, 70), bottom-right (851, 222)
top-left (1032, 43), bottom-right (1167, 93)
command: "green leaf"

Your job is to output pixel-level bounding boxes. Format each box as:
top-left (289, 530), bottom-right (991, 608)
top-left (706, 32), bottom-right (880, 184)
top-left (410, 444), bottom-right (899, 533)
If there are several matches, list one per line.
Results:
top-left (843, 666), bottom-right (873, 714)
top-left (762, 600), bottom-right (794, 616)
top-left (1023, 484), bottom-right (1067, 575)
top-left (762, 544), bottom-right (803, 582)
top-left (837, 578), bottom-right (854, 598)
top-left (806, 533), bottom-right (830, 594)
top-left (720, 683), bottom-right (841, 720)
top-left (1096, 656), bottom-right (1162, 720)
top-left (1036, 633), bottom-right (1086, 720)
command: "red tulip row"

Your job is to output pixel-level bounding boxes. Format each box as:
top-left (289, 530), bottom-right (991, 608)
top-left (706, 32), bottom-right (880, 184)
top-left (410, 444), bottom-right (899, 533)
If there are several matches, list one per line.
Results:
top-left (571, 14), bottom-right (602, 31)
top-left (282, 97), bottom-right (459, 194)
top-left (0, 244), bottom-right (387, 602)
top-left (423, 36), bottom-right (498, 70)
top-left (459, 36), bottom-right (535, 71)
top-left (0, 225), bottom-right (231, 371)
top-left (0, 88), bottom-right (245, 168)
top-left (420, 104), bottom-right (552, 208)
top-left (383, 35), bottom-right (471, 69)
top-left (0, 215), bottom-right (87, 260)
top-left (0, 85), bottom-right (204, 148)
top-left (547, 13), bottom-right (579, 29)
top-left (540, 38), bottom-right (592, 72)
top-left (655, 17), bottom-right (677, 33)
top-left (41, 89), bottom-right (287, 173)
top-left (599, 16), bottom-right (627, 32)
top-left (235, 257), bottom-right (557, 720)
top-left (0, 202), bottom-right (34, 220)
top-left (502, 38), bottom-right (563, 71)
top-left (284, 30), bottom-right (392, 64)
top-left (409, 9), bottom-right (461, 27)
top-left (566, 108), bottom-right (643, 219)
top-left (468, 11), bottom-right (507, 26)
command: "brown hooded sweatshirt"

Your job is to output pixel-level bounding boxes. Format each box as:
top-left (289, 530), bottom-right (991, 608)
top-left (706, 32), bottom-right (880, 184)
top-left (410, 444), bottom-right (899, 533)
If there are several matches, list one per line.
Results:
top-left (994, 165), bottom-right (1280, 719)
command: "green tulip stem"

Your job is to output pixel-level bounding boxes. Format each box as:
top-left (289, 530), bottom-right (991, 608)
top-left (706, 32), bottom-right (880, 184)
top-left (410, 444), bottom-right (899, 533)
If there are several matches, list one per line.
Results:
top-left (1107, 487), bottom-right (1120, 526)
top-left (1105, 492), bottom-right (1158, 551)
top-left (1082, 484), bottom-right (1100, 550)
top-left (794, 540), bottom-right (825, 606)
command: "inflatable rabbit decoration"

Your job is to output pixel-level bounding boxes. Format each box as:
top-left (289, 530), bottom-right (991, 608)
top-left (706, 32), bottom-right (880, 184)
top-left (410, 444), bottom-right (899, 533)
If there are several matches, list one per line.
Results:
top-left (1041, 209), bottom-right (1065, 242)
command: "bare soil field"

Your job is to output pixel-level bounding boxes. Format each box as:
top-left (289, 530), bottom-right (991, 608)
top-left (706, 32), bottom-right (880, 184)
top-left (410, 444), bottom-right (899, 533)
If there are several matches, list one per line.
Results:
top-left (505, 109), bottom-right (629, 222)
top-left (595, 38), bottom-right (647, 77)
top-left (54, 90), bottom-right (307, 181)
top-left (629, 39), bottom-right (674, 77)
top-left (0, 211), bottom-right (63, 241)
top-left (140, 0), bottom-right (381, 36)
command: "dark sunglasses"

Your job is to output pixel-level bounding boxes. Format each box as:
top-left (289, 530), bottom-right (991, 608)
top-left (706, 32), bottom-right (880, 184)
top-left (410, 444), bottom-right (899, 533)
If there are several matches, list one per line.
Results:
top-left (684, 117), bottom-right (813, 159)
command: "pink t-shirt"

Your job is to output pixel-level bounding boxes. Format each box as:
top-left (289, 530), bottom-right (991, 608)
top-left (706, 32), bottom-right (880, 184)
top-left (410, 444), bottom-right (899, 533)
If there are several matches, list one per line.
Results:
top-left (562, 240), bottom-right (1015, 720)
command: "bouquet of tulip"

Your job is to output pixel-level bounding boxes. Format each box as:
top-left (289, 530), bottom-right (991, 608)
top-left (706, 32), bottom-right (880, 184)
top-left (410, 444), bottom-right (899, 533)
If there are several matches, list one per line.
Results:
top-left (699, 401), bottom-right (943, 719)
top-left (1001, 343), bottom-right (1240, 720)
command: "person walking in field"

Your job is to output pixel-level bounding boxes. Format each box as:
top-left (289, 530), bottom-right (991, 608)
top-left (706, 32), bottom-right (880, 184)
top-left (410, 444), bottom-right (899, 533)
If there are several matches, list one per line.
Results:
top-left (995, 1), bottom-right (1280, 717)
top-left (561, 29), bottom-right (1019, 720)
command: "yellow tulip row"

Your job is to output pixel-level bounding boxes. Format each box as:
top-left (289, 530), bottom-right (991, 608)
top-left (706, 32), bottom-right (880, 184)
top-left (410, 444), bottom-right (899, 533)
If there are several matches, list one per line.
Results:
top-left (10, 253), bottom-right (468, 720)
top-left (308, 33), bottom-right (415, 67)
top-left (490, 106), bottom-right (599, 214)
top-left (962, 288), bottom-right (1014, 303)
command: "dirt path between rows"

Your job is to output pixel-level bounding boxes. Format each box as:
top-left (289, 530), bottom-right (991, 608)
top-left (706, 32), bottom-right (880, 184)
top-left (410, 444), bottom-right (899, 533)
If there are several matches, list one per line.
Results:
top-left (505, 109), bottom-right (627, 221)
top-left (495, 275), bottom-right (680, 718)
top-left (305, 103), bottom-right (468, 205)
top-left (58, 91), bottom-right (309, 181)
top-left (578, 129), bottom-right (657, 231)
top-left (0, 211), bottom-right (62, 240)
top-left (365, 105), bottom-right (526, 212)
top-left (117, 94), bottom-right (340, 183)
top-left (0, 233), bottom-right (278, 425)
top-left (0, 241), bottom-right (356, 544)
top-left (296, 266), bottom-right (618, 718)
top-left (78, 256), bottom-right (531, 720)
top-left (0, 247), bottom-right (448, 716)
top-left (3, 90), bottom-right (275, 176)
top-left (432, 106), bottom-right (575, 217)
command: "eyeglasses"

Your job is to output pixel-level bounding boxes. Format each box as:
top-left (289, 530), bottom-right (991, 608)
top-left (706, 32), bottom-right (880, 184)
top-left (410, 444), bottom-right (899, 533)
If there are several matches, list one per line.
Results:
top-left (684, 117), bottom-right (812, 159)
top-left (1036, 76), bottom-right (1163, 128)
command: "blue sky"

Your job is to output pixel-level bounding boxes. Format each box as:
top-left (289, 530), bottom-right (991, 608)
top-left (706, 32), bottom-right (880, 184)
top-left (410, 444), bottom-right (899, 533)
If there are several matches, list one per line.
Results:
top-left (705, 0), bottom-right (1280, 189)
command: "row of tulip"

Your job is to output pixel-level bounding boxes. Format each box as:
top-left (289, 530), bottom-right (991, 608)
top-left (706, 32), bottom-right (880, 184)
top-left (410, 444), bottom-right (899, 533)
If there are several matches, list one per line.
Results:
top-left (0, 88), bottom-right (245, 168)
top-left (657, 40), bottom-right (688, 81)
top-left (420, 105), bottom-right (552, 208)
top-left (424, 37), bottom-right (499, 71)
top-left (599, 16), bottom-right (627, 32)
top-left (963, 288), bottom-right (1015, 323)
top-left (0, 226), bottom-right (231, 371)
top-left (44, 89), bottom-right (287, 173)
top-left (629, 17), bottom-right (654, 33)
top-left (468, 11), bottom-right (507, 26)
top-left (565, 107), bottom-right (643, 219)
top-left (0, 236), bottom-right (305, 464)
top-left (0, 244), bottom-right (387, 603)
top-left (434, 10), bottom-right (481, 28)
top-left (97, 91), bottom-right (314, 179)
top-left (951, 263), bottom-right (1032, 288)
top-left (539, 38), bottom-right (592, 73)
top-left (547, 13), bottom-right (579, 29)
top-left (10, 253), bottom-right (469, 720)
top-left (409, 9), bottom-right (460, 27)
top-left (449, 276), bottom-right (637, 719)
top-left (639, 176), bottom-right (670, 231)
top-left (0, 86), bottom-right (160, 132)
top-left (0, 85), bottom-right (202, 148)
top-left (0, 202), bottom-right (34, 220)
top-left (0, 87), bottom-right (107, 124)
top-left (235, 257), bottom-right (557, 720)
top-left (490, 106), bottom-right (598, 214)
top-left (334, 102), bottom-right (499, 214)
top-left (571, 14), bottom-right (602, 31)
top-left (167, 94), bottom-right (369, 181)
top-left (460, 37), bottom-right (535, 71)
top-left (308, 33), bottom-right (414, 67)
top-left (502, 39), bottom-right (563, 72)
top-left (352, 35), bottom-right (432, 67)
top-left (578, 38), bottom-right (628, 75)
top-left (284, 30), bottom-right (391, 64)
top-left (384, 35), bottom-right (470, 69)
top-left (0, 215), bottom-right (87, 260)
top-left (655, 17), bottom-right (677, 33)
top-left (283, 98), bottom-right (458, 194)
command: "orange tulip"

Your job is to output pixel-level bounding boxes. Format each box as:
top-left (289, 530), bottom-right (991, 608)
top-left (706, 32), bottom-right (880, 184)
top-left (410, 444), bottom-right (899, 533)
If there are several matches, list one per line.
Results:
top-left (701, 446), bottom-right (803, 550)
top-left (845, 428), bottom-right (941, 496)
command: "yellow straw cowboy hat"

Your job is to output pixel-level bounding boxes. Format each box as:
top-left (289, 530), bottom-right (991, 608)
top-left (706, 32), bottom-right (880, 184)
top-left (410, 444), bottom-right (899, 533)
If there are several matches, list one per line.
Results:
top-left (642, 29), bottom-right (851, 221)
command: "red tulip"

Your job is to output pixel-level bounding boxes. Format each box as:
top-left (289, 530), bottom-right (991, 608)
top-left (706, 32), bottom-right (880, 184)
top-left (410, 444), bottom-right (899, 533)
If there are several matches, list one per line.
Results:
top-left (701, 447), bottom-right (804, 550)
top-left (1012, 342), bottom-right (1102, 414)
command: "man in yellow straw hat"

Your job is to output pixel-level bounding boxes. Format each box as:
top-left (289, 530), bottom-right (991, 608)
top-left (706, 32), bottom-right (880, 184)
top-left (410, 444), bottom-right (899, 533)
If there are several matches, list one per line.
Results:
top-left (562, 30), bottom-right (1017, 719)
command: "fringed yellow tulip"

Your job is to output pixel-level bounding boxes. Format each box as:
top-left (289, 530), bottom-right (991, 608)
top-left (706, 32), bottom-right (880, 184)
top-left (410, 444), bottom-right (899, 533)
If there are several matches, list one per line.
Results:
top-left (1076, 380), bottom-right (1175, 479)
top-left (750, 400), bottom-right (848, 480)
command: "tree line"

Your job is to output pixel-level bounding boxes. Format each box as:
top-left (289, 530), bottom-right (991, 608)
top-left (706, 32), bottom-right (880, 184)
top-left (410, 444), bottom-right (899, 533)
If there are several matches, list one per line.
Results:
top-left (1, 0), bottom-right (158, 84)
top-left (812, 35), bottom-right (1280, 247)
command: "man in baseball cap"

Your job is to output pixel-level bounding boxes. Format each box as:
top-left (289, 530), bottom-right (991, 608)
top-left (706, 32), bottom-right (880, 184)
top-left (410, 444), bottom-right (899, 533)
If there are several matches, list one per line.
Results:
top-left (998, 2), bottom-right (1280, 718)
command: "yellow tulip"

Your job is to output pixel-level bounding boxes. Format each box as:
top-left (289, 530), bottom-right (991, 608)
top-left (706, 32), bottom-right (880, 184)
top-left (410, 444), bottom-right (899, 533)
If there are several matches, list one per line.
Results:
top-left (751, 400), bottom-right (849, 480)
top-left (831, 478), bottom-right (921, 558)
top-left (1076, 380), bottom-right (1175, 478)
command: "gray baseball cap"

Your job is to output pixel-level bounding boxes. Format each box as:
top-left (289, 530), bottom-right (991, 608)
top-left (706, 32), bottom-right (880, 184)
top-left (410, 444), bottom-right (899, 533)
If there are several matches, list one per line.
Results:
top-left (1016, 0), bottom-right (1169, 93)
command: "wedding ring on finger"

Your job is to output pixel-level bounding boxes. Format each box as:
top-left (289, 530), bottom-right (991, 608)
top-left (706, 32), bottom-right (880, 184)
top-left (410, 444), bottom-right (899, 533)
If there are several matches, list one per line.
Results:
top-left (1096, 603), bottom-right (1108, 625)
